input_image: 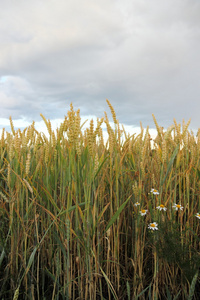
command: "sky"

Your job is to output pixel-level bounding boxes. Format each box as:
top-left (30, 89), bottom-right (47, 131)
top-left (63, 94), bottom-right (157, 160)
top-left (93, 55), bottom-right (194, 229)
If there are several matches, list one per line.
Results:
top-left (0, 0), bottom-right (200, 137)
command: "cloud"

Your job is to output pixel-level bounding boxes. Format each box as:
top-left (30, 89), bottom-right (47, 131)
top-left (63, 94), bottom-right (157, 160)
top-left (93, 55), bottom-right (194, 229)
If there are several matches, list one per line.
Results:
top-left (0, 0), bottom-right (200, 131)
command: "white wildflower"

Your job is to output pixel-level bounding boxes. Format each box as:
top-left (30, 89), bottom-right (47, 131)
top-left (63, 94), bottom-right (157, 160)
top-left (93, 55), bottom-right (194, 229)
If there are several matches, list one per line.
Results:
top-left (156, 204), bottom-right (167, 211)
top-left (148, 222), bottom-right (158, 231)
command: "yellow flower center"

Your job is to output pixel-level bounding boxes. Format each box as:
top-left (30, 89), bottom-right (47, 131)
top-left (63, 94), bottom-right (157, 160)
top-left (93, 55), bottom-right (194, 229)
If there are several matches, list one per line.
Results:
top-left (177, 205), bottom-right (181, 208)
top-left (160, 204), bottom-right (164, 208)
top-left (150, 224), bottom-right (156, 227)
top-left (141, 210), bottom-right (146, 213)
top-left (197, 214), bottom-right (200, 217)
top-left (153, 189), bottom-right (157, 192)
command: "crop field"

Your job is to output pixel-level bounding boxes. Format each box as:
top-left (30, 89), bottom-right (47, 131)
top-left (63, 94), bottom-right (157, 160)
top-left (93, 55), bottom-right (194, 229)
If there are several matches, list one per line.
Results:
top-left (0, 100), bottom-right (200, 299)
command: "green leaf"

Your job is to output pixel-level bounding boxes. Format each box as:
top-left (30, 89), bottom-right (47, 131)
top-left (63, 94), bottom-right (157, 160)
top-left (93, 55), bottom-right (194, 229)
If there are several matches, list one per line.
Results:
top-left (99, 265), bottom-right (118, 300)
top-left (94, 155), bottom-right (109, 180)
top-left (0, 225), bottom-right (12, 267)
top-left (195, 168), bottom-right (200, 180)
top-left (135, 283), bottom-right (152, 299)
top-left (188, 270), bottom-right (199, 300)
top-left (173, 290), bottom-right (181, 300)
top-left (161, 144), bottom-right (179, 186)
top-left (165, 285), bottom-right (172, 300)
top-left (105, 195), bottom-right (131, 233)
top-left (19, 208), bottom-right (64, 286)
top-left (126, 281), bottom-right (131, 300)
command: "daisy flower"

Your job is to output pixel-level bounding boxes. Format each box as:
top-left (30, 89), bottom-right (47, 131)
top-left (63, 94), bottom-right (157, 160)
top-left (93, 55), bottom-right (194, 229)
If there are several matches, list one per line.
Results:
top-left (148, 222), bottom-right (158, 231)
top-left (156, 204), bottom-right (167, 211)
top-left (150, 188), bottom-right (159, 195)
top-left (195, 213), bottom-right (200, 219)
top-left (134, 202), bottom-right (140, 207)
top-left (139, 209), bottom-right (148, 216)
top-left (172, 203), bottom-right (184, 211)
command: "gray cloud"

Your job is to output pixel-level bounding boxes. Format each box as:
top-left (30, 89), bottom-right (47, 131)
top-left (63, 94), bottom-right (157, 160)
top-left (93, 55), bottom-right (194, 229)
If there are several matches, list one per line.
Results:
top-left (0, 0), bottom-right (200, 131)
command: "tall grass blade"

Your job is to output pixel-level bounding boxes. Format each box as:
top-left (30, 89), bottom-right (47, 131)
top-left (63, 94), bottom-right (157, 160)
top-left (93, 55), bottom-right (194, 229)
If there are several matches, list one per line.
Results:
top-left (161, 144), bottom-right (179, 186)
top-left (105, 195), bottom-right (131, 233)
top-left (173, 290), bottom-right (181, 300)
top-left (19, 209), bottom-right (63, 285)
top-left (135, 283), bottom-right (152, 299)
top-left (188, 270), bottom-right (199, 300)
top-left (126, 281), bottom-right (131, 300)
top-left (0, 226), bottom-right (11, 267)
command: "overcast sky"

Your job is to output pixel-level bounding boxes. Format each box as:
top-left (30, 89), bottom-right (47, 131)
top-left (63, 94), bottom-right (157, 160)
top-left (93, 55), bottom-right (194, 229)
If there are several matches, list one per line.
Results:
top-left (0, 0), bottom-right (200, 136)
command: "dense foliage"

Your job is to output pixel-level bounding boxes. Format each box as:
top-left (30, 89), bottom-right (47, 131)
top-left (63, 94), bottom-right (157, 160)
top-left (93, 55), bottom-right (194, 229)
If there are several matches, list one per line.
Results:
top-left (0, 101), bottom-right (200, 299)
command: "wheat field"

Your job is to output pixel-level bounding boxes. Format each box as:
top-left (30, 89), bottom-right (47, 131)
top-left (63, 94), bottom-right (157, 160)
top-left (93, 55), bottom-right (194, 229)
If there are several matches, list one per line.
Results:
top-left (0, 100), bottom-right (200, 299)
